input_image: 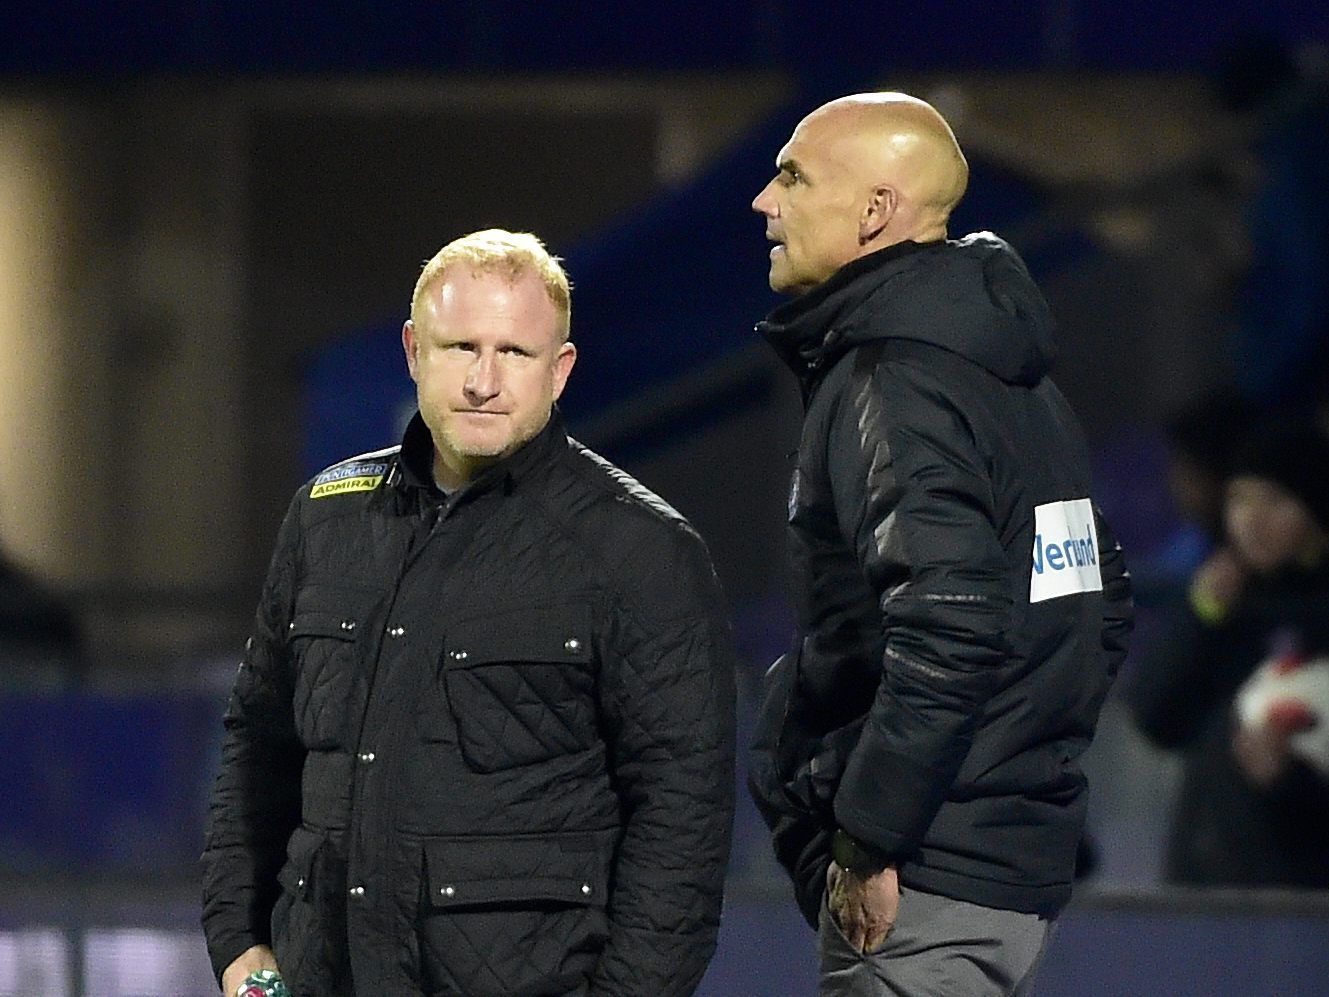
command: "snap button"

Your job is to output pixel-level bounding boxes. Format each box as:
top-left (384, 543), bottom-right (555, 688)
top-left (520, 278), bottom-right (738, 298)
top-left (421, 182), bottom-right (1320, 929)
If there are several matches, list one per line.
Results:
top-left (358, 751), bottom-right (376, 763)
top-left (450, 650), bottom-right (468, 661)
top-left (388, 626), bottom-right (405, 638)
top-left (288, 622), bottom-right (295, 630)
top-left (296, 877), bottom-right (305, 888)
top-left (340, 620), bottom-right (356, 631)
top-left (349, 885), bottom-right (366, 897)
top-left (564, 637), bottom-right (582, 653)
top-left (441, 885), bottom-right (456, 897)
top-left (581, 883), bottom-right (591, 895)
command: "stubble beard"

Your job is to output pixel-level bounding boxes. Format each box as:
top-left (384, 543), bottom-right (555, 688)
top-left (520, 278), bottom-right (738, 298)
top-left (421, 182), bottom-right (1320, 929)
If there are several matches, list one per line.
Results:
top-left (440, 419), bottom-right (513, 462)
top-left (440, 408), bottom-right (552, 466)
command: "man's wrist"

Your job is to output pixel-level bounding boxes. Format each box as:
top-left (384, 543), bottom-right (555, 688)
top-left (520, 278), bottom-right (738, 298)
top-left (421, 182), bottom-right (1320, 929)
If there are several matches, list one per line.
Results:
top-left (832, 828), bottom-right (892, 876)
top-left (220, 944), bottom-right (279, 996)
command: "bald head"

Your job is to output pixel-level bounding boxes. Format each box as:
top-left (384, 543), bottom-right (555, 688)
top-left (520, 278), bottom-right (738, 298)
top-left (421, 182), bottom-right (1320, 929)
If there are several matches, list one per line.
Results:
top-left (807, 93), bottom-right (968, 223)
top-left (753, 91), bottom-right (969, 294)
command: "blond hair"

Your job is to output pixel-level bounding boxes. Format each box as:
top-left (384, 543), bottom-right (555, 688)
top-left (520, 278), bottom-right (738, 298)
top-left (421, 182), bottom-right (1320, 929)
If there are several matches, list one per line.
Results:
top-left (411, 229), bottom-right (571, 340)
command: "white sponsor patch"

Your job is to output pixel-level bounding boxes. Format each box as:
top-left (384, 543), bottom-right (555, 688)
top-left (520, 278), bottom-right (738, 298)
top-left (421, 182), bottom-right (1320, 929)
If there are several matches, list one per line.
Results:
top-left (1030, 498), bottom-right (1102, 603)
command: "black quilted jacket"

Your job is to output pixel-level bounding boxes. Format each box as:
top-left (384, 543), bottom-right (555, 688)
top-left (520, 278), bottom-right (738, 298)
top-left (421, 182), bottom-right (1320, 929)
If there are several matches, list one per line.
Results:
top-left (749, 234), bottom-right (1133, 925)
top-left (201, 411), bottom-right (736, 996)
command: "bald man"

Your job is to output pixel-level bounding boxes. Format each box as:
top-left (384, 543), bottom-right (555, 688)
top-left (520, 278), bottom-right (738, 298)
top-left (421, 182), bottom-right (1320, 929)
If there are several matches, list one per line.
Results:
top-left (747, 94), bottom-right (1133, 995)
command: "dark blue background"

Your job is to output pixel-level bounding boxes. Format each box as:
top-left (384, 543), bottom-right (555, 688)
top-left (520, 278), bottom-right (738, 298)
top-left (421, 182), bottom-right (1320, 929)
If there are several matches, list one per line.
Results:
top-left (3, 1), bottom-right (1326, 77)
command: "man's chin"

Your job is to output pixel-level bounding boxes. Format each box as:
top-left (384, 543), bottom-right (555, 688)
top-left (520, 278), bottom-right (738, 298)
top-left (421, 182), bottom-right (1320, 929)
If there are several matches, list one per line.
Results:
top-left (440, 428), bottom-right (510, 462)
top-left (767, 260), bottom-right (806, 295)
top-left (769, 272), bottom-right (808, 296)
top-left (448, 424), bottom-right (547, 464)
top-left (438, 414), bottom-right (551, 472)
top-left (455, 440), bottom-right (511, 461)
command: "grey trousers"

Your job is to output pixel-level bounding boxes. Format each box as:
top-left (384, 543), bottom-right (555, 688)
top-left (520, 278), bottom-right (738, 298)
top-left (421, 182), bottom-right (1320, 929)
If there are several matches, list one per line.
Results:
top-left (819, 885), bottom-right (1052, 996)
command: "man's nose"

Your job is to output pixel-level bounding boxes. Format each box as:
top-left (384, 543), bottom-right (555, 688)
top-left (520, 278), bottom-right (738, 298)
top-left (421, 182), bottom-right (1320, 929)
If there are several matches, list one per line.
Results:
top-left (465, 354), bottom-right (500, 401)
top-left (752, 182), bottom-right (776, 215)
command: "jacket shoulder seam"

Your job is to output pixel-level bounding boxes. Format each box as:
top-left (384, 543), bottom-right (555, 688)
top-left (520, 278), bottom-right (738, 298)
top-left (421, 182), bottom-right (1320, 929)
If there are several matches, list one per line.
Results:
top-left (530, 446), bottom-right (713, 630)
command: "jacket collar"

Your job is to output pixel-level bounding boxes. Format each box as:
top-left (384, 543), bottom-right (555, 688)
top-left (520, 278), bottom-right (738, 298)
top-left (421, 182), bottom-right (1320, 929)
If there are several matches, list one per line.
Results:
top-left (759, 232), bottom-right (1058, 392)
top-left (758, 240), bottom-right (937, 388)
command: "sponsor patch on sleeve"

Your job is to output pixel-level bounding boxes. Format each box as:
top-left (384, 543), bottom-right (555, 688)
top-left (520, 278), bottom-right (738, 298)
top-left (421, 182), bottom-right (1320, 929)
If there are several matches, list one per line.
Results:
top-left (1030, 498), bottom-right (1102, 603)
top-left (310, 462), bottom-right (387, 499)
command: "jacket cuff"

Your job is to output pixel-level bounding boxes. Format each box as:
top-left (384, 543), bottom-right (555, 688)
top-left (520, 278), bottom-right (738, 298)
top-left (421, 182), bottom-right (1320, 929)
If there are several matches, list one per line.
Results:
top-left (206, 928), bottom-right (264, 987)
top-left (831, 828), bottom-right (892, 875)
top-left (834, 737), bottom-right (946, 860)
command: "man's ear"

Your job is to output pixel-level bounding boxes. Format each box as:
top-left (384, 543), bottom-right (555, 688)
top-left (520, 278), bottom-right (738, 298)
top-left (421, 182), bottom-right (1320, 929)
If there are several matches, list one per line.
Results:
top-left (402, 320), bottom-right (419, 382)
top-left (551, 341), bottom-right (577, 401)
top-left (859, 185), bottom-right (897, 245)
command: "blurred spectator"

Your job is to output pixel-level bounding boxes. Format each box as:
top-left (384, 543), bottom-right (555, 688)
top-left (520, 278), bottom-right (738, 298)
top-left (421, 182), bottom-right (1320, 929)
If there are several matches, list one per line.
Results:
top-left (0, 548), bottom-right (82, 679)
top-left (1214, 33), bottom-right (1329, 422)
top-left (1130, 421), bottom-right (1329, 887)
top-left (1135, 389), bottom-right (1256, 600)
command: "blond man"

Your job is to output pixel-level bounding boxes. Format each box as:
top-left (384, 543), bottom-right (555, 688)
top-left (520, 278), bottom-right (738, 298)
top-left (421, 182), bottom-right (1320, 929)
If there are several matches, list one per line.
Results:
top-left (203, 230), bottom-right (736, 996)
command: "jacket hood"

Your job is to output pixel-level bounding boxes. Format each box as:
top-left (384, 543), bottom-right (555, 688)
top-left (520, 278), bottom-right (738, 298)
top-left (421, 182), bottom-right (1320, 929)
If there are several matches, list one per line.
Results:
top-left (759, 232), bottom-right (1057, 388)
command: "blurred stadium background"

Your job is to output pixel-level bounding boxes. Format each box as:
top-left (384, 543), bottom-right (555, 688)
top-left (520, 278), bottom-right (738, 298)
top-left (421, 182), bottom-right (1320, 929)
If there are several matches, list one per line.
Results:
top-left (3, 2), bottom-right (1329, 994)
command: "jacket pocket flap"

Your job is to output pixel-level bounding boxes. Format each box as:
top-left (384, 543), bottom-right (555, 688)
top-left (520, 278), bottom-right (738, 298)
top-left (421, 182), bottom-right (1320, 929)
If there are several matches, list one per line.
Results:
top-left (288, 610), bottom-right (361, 641)
top-left (443, 604), bottom-right (592, 667)
top-left (277, 825), bottom-right (324, 897)
top-left (423, 830), bottom-right (612, 908)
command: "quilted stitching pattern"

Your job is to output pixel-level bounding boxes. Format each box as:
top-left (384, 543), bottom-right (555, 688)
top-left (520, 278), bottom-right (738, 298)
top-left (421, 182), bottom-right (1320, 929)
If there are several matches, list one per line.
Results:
top-left (447, 662), bottom-right (595, 772)
top-left (290, 632), bottom-right (356, 750)
top-left (420, 904), bottom-right (605, 996)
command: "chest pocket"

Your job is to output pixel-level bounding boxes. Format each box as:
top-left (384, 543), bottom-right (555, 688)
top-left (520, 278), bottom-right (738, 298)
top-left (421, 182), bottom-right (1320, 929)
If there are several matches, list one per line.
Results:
top-left (434, 604), bottom-right (598, 773)
top-left (289, 603), bottom-right (367, 750)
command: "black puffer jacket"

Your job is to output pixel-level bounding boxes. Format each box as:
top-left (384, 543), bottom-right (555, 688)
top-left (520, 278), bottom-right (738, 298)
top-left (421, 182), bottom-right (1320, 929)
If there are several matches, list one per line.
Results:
top-left (749, 234), bottom-right (1133, 925)
top-left (202, 411), bottom-right (736, 996)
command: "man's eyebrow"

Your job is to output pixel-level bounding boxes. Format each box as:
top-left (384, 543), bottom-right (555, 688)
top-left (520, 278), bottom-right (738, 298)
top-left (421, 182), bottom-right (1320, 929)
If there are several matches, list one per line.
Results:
top-left (777, 158), bottom-right (803, 176)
